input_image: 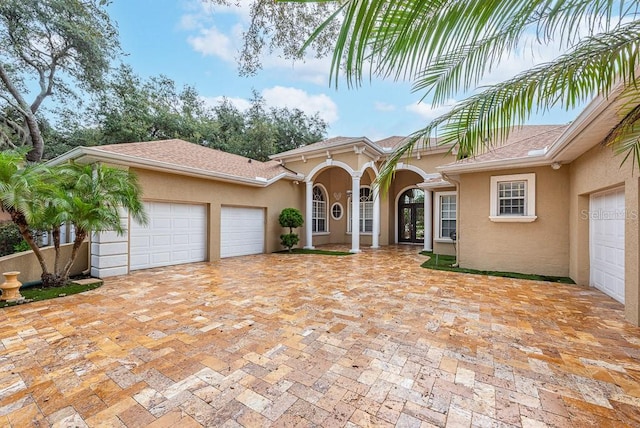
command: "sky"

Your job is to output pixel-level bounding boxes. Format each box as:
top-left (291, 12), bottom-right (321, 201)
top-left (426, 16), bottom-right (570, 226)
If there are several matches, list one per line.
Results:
top-left (107, 0), bottom-right (582, 141)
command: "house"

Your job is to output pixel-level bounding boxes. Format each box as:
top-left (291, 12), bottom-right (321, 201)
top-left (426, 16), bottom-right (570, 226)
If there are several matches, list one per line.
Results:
top-left (52, 85), bottom-right (640, 325)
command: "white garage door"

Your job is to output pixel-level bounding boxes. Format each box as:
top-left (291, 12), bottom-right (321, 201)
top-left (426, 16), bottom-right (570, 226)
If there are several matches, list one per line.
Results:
top-left (590, 187), bottom-right (625, 303)
top-left (130, 202), bottom-right (207, 270)
top-left (220, 207), bottom-right (265, 258)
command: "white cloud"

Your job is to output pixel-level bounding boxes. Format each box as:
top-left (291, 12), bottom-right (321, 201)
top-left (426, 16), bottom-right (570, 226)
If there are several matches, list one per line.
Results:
top-left (179, 1), bottom-right (332, 85)
top-left (406, 99), bottom-right (457, 120)
top-left (262, 86), bottom-right (339, 124)
top-left (201, 87), bottom-right (339, 124)
top-left (262, 55), bottom-right (332, 86)
top-left (180, 0), bottom-right (252, 27)
top-left (178, 13), bottom-right (201, 31)
top-left (187, 26), bottom-right (236, 61)
top-left (202, 96), bottom-right (252, 112)
top-left (374, 101), bottom-right (396, 112)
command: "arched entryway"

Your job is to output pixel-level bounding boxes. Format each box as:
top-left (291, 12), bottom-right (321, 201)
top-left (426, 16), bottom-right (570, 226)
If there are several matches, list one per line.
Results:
top-left (398, 188), bottom-right (425, 244)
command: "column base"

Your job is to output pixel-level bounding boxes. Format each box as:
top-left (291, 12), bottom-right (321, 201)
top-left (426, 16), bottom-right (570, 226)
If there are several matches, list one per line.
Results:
top-left (370, 245), bottom-right (380, 249)
top-left (304, 246), bottom-right (315, 250)
top-left (350, 249), bottom-right (361, 253)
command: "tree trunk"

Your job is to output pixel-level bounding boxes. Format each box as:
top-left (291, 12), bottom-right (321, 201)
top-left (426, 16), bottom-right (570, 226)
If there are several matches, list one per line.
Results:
top-left (8, 208), bottom-right (50, 278)
top-left (24, 113), bottom-right (44, 162)
top-left (60, 229), bottom-right (87, 284)
top-left (52, 225), bottom-right (61, 275)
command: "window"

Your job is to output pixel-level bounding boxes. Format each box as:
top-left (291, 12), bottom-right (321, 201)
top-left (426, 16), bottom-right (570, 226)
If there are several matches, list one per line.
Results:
top-left (490, 173), bottom-right (537, 222)
top-left (498, 181), bottom-right (525, 215)
top-left (331, 202), bottom-right (343, 220)
top-left (347, 186), bottom-right (374, 233)
top-left (312, 185), bottom-right (327, 232)
top-left (435, 191), bottom-right (456, 241)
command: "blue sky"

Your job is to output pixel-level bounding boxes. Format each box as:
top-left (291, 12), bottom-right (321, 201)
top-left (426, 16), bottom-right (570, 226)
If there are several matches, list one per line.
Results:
top-left (107, 0), bottom-right (581, 141)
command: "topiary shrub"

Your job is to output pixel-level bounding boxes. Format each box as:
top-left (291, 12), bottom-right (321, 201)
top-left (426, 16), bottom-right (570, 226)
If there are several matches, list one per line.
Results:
top-left (279, 208), bottom-right (304, 252)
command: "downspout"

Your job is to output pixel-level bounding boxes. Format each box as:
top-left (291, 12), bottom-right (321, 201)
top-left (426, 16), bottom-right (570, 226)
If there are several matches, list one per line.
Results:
top-left (442, 173), bottom-right (460, 267)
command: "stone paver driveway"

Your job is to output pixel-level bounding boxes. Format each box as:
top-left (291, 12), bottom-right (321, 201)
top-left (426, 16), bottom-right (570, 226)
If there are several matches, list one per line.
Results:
top-left (1, 246), bottom-right (640, 427)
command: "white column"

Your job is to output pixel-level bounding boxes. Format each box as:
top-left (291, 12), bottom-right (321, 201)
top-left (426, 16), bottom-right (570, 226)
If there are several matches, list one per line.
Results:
top-left (304, 180), bottom-right (314, 249)
top-left (424, 189), bottom-right (433, 252)
top-left (371, 185), bottom-right (380, 248)
top-left (350, 174), bottom-right (361, 253)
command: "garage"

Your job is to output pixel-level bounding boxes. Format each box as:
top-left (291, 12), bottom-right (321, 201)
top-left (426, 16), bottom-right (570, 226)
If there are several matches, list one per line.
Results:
top-left (590, 187), bottom-right (625, 303)
top-left (130, 202), bottom-right (207, 270)
top-left (220, 206), bottom-right (265, 258)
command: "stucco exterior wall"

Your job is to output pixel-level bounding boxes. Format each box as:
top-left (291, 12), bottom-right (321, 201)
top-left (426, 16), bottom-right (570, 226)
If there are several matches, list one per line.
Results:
top-left (457, 166), bottom-right (570, 276)
top-left (0, 242), bottom-right (89, 283)
top-left (133, 169), bottom-right (304, 259)
top-left (569, 144), bottom-right (640, 324)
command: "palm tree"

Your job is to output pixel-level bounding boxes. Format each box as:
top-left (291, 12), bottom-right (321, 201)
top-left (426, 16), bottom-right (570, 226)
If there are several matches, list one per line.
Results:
top-left (296, 0), bottom-right (640, 186)
top-left (0, 150), bottom-right (53, 275)
top-left (0, 151), bottom-right (148, 287)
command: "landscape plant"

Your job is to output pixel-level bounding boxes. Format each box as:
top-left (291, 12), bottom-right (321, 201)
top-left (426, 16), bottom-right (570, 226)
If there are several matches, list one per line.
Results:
top-left (279, 207), bottom-right (304, 252)
top-left (0, 150), bottom-right (147, 287)
top-left (286, 0), bottom-right (640, 183)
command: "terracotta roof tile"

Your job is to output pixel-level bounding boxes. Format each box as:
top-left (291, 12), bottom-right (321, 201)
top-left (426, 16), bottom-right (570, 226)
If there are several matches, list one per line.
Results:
top-left (95, 139), bottom-right (290, 181)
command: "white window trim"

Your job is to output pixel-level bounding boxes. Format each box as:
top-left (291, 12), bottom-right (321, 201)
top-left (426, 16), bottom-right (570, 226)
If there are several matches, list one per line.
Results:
top-left (346, 186), bottom-right (374, 234)
top-left (331, 202), bottom-right (343, 220)
top-left (489, 173), bottom-right (537, 222)
top-left (312, 184), bottom-right (329, 234)
top-left (434, 191), bottom-right (456, 242)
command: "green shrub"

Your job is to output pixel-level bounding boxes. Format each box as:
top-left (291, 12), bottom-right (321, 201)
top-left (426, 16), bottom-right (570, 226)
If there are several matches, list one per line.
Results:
top-left (280, 233), bottom-right (300, 251)
top-left (0, 221), bottom-right (23, 257)
top-left (13, 240), bottom-right (31, 253)
top-left (279, 208), bottom-right (304, 252)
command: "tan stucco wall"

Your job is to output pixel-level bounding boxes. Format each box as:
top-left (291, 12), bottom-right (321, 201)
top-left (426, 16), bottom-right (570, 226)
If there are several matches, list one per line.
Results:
top-left (569, 144), bottom-right (640, 324)
top-left (282, 150), bottom-right (458, 250)
top-left (0, 242), bottom-right (89, 283)
top-left (457, 166), bottom-right (570, 276)
top-left (133, 169), bottom-right (304, 259)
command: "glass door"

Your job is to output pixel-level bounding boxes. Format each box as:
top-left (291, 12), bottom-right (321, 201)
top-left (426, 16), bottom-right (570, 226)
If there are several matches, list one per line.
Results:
top-left (398, 189), bottom-right (425, 243)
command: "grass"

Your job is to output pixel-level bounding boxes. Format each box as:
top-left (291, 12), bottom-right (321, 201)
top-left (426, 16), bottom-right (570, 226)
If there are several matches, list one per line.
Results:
top-left (420, 251), bottom-right (575, 284)
top-left (276, 248), bottom-right (353, 256)
top-left (1, 280), bottom-right (103, 308)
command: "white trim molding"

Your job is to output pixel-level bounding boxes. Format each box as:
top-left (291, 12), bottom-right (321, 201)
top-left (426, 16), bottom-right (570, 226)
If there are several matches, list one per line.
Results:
top-left (489, 173), bottom-right (537, 222)
top-left (434, 191), bottom-right (457, 242)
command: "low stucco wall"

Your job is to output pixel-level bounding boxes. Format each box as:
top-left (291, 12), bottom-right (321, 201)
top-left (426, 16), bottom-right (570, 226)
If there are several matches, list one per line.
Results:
top-left (569, 144), bottom-right (640, 324)
top-left (457, 166), bottom-right (570, 277)
top-left (0, 242), bottom-right (89, 283)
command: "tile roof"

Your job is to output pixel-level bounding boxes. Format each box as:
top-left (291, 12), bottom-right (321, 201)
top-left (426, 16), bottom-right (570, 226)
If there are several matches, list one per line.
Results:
top-left (271, 136), bottom-right (366, 158)
top-left (374, 136), bottom-right (440, 151)
top-left (94, 139), bottom-right (290, 180)
top-left (448, 125), bottom-right (569, 166)
top-left (375, 136), bottom-right (407, 150)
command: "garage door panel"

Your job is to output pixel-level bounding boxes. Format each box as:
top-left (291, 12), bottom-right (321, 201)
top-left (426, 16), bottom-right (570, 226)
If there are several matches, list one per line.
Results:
top-left (131, 202), bottom-right (207, 270)
top-left (220, 207), bottom-right (265, 258)
top-left (590, 188), bottom-right (625, 303)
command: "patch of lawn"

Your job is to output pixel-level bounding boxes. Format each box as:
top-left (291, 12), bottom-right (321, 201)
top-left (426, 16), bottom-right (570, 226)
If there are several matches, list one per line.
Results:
top-left (420, 251), bottom-right (575, 284)
top-left (1, 280), bottom-right (103, 308)
top-left (276, 248), bottom-right (353, 256)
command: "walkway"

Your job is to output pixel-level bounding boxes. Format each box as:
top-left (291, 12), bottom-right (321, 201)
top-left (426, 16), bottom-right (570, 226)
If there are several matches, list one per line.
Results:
top-left (1, 246), bottom-right (639, 427)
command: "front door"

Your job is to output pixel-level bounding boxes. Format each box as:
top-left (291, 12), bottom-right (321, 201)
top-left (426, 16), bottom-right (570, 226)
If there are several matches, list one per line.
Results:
top-left (398, 189), bottom-right (425, 243)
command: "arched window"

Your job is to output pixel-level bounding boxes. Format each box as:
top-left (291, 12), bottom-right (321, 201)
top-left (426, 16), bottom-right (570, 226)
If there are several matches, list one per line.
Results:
top-left (348, 186), bottom-right (374, 233)
top-left (312, 185), bottom-right (327, 233)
